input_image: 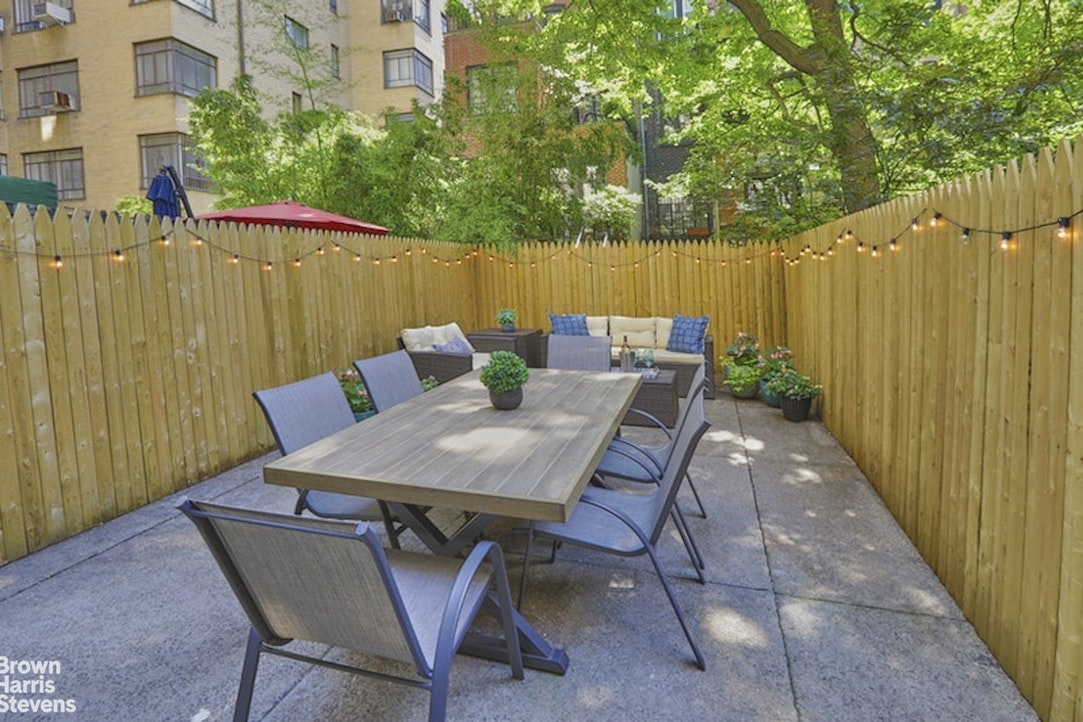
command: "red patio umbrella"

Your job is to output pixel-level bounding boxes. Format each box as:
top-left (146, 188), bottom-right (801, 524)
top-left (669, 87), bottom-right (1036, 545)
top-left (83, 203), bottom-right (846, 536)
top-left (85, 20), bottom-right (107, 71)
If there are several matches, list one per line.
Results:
top-left (196, 200), bottom-right (390, 235)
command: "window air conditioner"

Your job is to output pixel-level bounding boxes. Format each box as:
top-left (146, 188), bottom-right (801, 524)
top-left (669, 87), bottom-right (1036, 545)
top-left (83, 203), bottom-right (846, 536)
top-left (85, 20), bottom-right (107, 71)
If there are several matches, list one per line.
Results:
top-left (384, 9), bottom-right (407, 22)
top-left (32, 2), bottom-right (72, 26)
top-left (39, 90), bottom-right (73, 112)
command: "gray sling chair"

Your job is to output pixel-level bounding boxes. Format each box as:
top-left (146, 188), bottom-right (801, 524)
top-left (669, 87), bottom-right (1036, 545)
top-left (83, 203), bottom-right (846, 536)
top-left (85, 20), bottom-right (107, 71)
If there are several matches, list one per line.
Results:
top-left (517, 394), bottom-right (711, 671)
top-left (179, 499), bottom-right (524, 722)
top-left (354, 349), bottom-right (425, 412)
top-left (604, 362), bottom-right (710, 518)
top-left (545, 334), bottom-right (613, 371)
top-left (252, 372), bottom-right (404, 547)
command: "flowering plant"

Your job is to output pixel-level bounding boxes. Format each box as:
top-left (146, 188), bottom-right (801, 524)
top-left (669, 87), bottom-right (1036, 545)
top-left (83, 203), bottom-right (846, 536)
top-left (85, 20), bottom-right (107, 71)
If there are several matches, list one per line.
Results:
top-left (725, 332), bottom-right (760, 366)
top-left (757, 346), bottom-right (794, 380)
top-left (335, 367), bottom-right (373, 413)
top-left (764, 368), bottom-right (822, 399)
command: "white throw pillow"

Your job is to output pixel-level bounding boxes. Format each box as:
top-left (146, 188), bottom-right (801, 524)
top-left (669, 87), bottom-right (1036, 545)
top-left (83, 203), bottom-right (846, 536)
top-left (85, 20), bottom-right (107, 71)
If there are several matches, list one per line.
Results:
top-left (431, 322), bottom-right (475, 351)
top-left (586, 315), bottom-right (609, 337)
top-left (400, 326), bottom-right (436, 352)
top-left (655, 316), bottom-right (673, 350)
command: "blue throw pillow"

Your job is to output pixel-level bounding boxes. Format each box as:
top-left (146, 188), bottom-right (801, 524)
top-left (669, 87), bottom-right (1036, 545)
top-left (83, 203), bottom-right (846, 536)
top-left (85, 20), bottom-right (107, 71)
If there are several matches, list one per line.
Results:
top-left (667, 314), bottom-right (710, 354)
top-left (549, 313), bottom-right (589, 336)
top-left (433, 336), bottom-right (472, 355)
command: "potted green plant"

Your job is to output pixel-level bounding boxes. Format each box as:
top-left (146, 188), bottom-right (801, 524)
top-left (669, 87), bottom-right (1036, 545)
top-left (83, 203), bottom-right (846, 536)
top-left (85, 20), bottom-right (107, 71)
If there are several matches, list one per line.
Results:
top-left (495, 308), bottom-right (517, 332)
top-left (757, 346), bottom-right (794, 408)
top-left (479, 350), bottom-right (529, 409)
top-left (335, 367), bottom-right (375, 422)
top-left (765, 367), bottom-right (822, 421)
top-left (720, 359), bottom-right (763, 399)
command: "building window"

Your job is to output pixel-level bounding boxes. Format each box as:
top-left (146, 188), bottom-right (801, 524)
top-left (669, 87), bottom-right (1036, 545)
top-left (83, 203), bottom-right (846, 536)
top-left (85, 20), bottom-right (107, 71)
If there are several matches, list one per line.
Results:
top-left (24, 149), bottom-right (85, 200)
top-left (383, 49), bottom-right (433, 96)
top-left (467, 63), bottom-right (518, 115)
top-left (331, 45), bottom-right (340, 79)
top-left (285, 16), bottom-right (309, 49)
top-left (292, 92), bottom-right (303, 113)
top-left (135, 40), bottom-right (216, 98)
top-left (17, 61), bottom-right (80, 118)
top-left (0, 155), bottom-right (8, 176)
top-left (382, 0), bottom-right (410, 24)
top-left (13, 0), bottom-right (74, 33)
top-left (329, 0), bottom-right (337, 14)
top-left (176, 0), bottom-right (214, 17)
top-left (415, 0), bottom-right (431, 32)
top-left (140, 133), bottom-right (211, 192)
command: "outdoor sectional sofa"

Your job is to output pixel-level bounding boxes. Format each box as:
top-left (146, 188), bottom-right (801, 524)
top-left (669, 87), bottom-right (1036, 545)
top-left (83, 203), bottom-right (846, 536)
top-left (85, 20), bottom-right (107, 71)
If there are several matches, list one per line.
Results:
top-left (543, 314), bottom-right (715, 398)
top-left (396, 322), bottom-right (491, 384)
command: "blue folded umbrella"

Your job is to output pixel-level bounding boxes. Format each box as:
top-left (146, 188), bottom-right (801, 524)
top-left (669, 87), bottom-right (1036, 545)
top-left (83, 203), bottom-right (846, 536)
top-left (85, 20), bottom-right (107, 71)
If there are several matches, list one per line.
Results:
top-left (146, 172), bottom-right (179, 219)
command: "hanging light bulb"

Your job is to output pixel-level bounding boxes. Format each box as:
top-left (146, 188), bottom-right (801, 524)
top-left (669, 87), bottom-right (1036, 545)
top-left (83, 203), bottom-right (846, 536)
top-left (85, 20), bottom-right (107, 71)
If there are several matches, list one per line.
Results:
top-left (871, 246), bottom-right (880, 258)
top-left (1001, 232), bottom-right (1012, 251)
top-left (961, 228), bottom-right (971, 245)
top-left (856, 241), bottom-right (865, 253)
top-left (114, 249), bottom-right (125, 262)
top-left (931, 212), bottom-right (942, 228)
top-left (1058, 217), bottom-right (1070, 239)
top-left (229, 254), bottom-right (240, 265)
top-left (889, 239), bottom-right (898, 252)
top-left (53, 254), bottom-right (64, 269)
top-left (911, 217), bottom-right (919, 231)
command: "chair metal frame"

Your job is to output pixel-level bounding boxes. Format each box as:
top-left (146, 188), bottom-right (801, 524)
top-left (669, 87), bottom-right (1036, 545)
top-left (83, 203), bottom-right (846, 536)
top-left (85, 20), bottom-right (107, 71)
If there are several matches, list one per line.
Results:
top-left (180, 499), bottom-right (524, 722)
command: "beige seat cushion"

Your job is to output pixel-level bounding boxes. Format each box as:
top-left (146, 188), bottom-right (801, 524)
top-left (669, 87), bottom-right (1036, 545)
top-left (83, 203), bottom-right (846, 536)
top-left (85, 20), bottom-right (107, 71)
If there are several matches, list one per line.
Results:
top-left (609, 316), bottom-right (656, 347)
top-left (652, 348), bottom-right (706, 364)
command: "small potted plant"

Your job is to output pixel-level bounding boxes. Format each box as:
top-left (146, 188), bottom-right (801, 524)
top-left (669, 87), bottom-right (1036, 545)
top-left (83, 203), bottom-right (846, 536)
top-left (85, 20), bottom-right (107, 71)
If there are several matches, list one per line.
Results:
top-left (479, 350), bottom-right (530, 409)
top-left (495, 307), bottom-right (517, 332)
top-left (721, 332), bottom-right (762, 398)
top-left (764, 367), bottom-right (822, 421)
top-left (335, 367), bottom-right (375, 422)
top-left (720, 359), bottom-right (763, 399)
top-left (757, 346), bottom-right (794, 408)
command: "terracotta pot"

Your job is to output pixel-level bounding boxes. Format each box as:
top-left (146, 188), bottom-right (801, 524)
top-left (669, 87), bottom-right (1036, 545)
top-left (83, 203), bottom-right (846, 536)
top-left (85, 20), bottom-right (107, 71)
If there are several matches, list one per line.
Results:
top-left (490, 387), bottom-right (523, 410)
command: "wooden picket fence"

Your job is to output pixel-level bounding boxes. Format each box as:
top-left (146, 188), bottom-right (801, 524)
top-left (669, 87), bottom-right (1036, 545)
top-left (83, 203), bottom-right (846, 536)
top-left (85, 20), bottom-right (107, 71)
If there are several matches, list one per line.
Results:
top-left (2, 132), bottom-right (1083, 719)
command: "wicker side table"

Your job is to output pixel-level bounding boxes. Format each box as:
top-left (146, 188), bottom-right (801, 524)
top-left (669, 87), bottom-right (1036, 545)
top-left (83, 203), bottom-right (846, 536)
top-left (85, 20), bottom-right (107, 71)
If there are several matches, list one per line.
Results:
top-left (617, 368), bottom-right (678, 428)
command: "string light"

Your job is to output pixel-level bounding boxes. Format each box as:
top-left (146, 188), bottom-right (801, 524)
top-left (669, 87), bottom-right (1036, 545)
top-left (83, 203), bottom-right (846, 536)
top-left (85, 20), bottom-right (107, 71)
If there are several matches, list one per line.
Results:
top-left (293, 258), bottom-right (302, 267)
top-left (844, 229), bottom-right (853, 242)
top-left (1058, 217), bottom-right (1070, 239)
top-left (354, 254), bottom-right (362, 262)
top-left (316, 246), bottom-right (325, 256)
top-left (857, 241), bottom-right (865, 253)
top-left (373, 258), bottom-right (381, 266)
top-left (889, 239), bottom-right (898, 252)
top-left (159, 236), bottom-right (170, 247)
top-left (53, 254), bottom-right (63, 269)
top-left (930, 212), bottom-right (942, 228)
top-left (229, 254), bottom-right (240, 265)
top-left (871, 246), bottom-right (880, 258)
top-left (911, 217), bottom-right (920, 231)
top-left (265, 262), bottom-right (273, 271)
top-left (961, 228), bottom-right (971, 244)
top-left (1001, 232), bottom-right (1012, 251)
top-left (113, 249), bottom-right (124, 262)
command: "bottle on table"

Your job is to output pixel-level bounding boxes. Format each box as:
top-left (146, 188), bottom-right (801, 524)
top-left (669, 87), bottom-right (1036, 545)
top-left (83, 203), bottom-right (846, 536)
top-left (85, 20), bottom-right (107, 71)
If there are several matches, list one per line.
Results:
top-left (620, 335), bottom-right (635, 372)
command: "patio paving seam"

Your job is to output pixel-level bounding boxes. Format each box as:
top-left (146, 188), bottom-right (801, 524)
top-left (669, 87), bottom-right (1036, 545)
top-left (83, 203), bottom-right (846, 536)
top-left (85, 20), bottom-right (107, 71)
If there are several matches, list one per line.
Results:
top-left (733, 398), bottom-right (804, 721)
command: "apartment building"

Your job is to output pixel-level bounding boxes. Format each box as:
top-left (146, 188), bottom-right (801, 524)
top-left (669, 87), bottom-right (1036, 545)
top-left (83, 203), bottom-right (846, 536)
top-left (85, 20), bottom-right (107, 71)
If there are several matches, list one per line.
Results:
top-left (0, 0), bottom-right (446, 214)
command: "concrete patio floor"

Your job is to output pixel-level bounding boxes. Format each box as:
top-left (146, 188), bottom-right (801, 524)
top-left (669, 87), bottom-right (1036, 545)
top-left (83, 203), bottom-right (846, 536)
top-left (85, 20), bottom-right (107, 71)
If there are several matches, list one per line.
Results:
top-left (0, 396), bottom-right (1037, 721)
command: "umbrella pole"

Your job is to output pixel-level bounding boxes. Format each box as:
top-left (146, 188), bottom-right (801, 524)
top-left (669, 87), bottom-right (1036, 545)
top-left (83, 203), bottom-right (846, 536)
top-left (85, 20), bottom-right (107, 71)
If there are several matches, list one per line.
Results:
top-left (161, 165), bottom-right (194, 218)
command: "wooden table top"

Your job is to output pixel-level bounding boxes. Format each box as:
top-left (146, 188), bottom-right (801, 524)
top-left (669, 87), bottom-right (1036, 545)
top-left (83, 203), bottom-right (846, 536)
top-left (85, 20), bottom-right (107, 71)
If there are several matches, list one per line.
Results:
top-left (263, 368), bottom-right (641, 523)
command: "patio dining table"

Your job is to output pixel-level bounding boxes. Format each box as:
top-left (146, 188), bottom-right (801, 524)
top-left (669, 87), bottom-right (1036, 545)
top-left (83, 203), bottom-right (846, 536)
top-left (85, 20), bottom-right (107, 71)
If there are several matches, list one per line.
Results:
top-left (262, 367), bottom-right (642, 674)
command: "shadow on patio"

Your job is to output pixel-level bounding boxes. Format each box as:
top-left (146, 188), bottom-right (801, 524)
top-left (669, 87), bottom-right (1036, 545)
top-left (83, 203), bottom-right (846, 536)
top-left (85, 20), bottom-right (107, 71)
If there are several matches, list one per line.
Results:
top-left (0, 396), bottom-right (1035, 721)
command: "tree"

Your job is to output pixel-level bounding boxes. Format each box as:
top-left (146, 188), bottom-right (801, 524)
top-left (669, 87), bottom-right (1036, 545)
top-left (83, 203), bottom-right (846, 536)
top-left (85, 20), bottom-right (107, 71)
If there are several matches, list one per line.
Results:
top-left (484, 0), bottom-right (1083, 239)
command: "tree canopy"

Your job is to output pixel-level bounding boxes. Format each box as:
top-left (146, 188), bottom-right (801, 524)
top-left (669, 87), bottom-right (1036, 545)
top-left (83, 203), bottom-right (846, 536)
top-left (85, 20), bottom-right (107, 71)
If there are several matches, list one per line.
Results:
top-left (474, 0), bottom-right (1083, 239)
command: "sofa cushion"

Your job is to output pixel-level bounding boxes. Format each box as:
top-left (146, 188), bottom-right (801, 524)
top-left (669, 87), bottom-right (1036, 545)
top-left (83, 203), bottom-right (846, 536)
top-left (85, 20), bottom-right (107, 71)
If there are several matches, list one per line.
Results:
top-left (586, 316), bottom-right (609, 337)
top-left (400, 325), bottom-right (436, 352)
top-left (609, 315), bottom-right (655, 348)
top-left (433, 336), bottom-right (473, 355)
top-left (655, 316), bottom-right (673, 350)
top-left (667, 314), bottom-right (710, 354)
top-left (549, 313), bottom-right (589, 336)
top-left (652, 348), bottom-right (706, 365)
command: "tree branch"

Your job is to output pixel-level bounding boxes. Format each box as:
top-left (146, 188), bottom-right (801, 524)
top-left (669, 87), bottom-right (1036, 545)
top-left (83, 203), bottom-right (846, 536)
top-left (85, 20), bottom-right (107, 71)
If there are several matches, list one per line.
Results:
top-left (727, 0), bottom-right (820, 75)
